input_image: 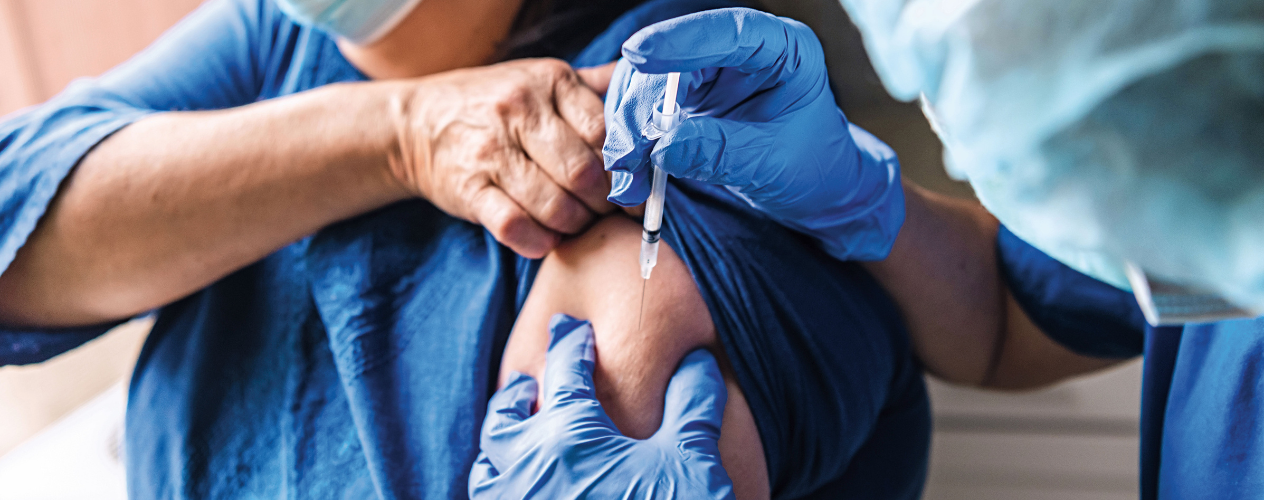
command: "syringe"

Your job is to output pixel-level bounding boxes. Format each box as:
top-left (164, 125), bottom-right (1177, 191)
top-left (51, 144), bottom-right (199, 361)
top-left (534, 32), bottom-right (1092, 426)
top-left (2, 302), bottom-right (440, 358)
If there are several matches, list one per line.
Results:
top-left (637, 72), bottom-right (683, 328)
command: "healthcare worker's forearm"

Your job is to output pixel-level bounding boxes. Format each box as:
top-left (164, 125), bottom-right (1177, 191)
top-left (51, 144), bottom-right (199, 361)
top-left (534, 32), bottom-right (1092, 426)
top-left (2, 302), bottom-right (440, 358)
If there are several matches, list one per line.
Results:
top-left (861, 182), bottom-right (1005, 385)
top-left (0, 83), bottom-right (411, 328)
top-left (863, 182), bottom-right (1123, 388)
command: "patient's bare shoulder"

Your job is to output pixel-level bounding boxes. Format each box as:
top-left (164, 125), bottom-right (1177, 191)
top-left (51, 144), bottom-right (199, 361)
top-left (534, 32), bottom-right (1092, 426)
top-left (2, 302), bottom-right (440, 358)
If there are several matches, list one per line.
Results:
top-left (499, 214), bottom-right (769, 499)
top-left (501, 215), bottom-right (714, 433)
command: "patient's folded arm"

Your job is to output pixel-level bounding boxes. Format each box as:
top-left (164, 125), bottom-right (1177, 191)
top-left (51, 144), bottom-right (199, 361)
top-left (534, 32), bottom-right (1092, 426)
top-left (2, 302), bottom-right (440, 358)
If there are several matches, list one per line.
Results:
top-left (499, 215), bottom-right (769, 500)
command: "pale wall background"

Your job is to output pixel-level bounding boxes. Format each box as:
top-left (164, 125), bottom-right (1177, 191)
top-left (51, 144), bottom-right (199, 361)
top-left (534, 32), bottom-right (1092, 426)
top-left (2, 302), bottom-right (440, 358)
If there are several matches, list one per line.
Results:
top-left (0, 1), bottom-right (1142, 499)
top-left (0, 0), bottom-right (203, 459)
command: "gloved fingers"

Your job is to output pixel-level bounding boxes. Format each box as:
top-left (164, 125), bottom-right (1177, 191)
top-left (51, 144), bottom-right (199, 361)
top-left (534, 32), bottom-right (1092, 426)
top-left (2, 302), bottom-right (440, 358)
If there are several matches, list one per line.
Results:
top-left (484, 371), bottom-right (539, 431)
top-left (650, 115), bottom-right (775, 187)
top-left (480, 371), bottom-right (539, 470)
top-left (657, 349), bottom-right (727, 449)
top-left (542, 314), bottom-right (600, 408)
top-left (602, 61), bottom-right (660, 207)
top-left (621, 8), bottom-right (808, 77)
top-left (467, 451), bottom-right (501, 498)
top-left (603, 60), bottom-right (661, 169)
top-left (607, 170), bottom-right (652, 206)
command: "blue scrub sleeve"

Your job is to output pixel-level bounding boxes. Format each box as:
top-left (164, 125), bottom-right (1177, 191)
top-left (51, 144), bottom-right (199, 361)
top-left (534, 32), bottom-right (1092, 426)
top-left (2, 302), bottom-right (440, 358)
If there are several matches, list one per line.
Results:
top-left (0, 0), bottom-right (274, 365)
top-left (997, 225), bottom-right (1146, 358)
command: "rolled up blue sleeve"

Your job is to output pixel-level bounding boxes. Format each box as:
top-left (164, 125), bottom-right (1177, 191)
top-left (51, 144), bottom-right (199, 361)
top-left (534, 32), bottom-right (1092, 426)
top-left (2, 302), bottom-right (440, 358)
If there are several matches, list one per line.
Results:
top-left (997, 225), bottom-right (1146, 358)
top-left (0, 0), bottom-right (275, 365)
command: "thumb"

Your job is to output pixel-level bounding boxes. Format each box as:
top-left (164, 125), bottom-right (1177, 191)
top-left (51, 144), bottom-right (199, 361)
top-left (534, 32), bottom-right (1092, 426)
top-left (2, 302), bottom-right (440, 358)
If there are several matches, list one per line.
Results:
top-left (484, 371), bottom-right (539, 434)
top-left (467, 452), bottom-right (500, 498)
top-left (542, 314), bottom-right (599, 408)
top-left (657, 349), bottom-right (727, 451)
top-left (575, 61), bottom-right (617, 97)
top-left (603, 60), bottom-right (664, 207)
top-left (651, 115), bottom-right (776, 188)
top-left (607, 169), bottom-right (652, 206)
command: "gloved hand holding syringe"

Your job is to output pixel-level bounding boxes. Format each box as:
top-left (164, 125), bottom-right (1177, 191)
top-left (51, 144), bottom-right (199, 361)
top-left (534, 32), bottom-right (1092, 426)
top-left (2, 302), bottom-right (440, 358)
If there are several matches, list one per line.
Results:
top-left (636, 71), bottom-right (683, 328)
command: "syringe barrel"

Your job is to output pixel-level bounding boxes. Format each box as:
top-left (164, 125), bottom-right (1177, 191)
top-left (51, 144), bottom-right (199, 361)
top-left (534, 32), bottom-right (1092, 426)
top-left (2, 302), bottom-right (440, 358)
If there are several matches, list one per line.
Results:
top-left (637, 71), bottom-right (683, 281)
top-left (643, 166), bottom-right (668, 233)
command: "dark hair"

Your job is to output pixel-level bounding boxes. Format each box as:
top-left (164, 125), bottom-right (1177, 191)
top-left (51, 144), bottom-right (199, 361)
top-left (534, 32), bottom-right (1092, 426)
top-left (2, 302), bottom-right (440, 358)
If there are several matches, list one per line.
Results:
top-left (498, 0), bottom-right (649, 62)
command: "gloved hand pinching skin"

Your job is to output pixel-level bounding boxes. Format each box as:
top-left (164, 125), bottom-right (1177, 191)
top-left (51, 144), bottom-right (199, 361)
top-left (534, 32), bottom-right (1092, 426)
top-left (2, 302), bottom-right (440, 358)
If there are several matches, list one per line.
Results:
top-left (603, 8), bottom-right (905, 261)
top-left (468, 314), bottom-right (735, 499)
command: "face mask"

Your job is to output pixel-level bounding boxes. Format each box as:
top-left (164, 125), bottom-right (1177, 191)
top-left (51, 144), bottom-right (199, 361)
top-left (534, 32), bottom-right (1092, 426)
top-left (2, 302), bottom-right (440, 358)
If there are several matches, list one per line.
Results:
top-left (275, 0), bottom-right (425, 44)
top-left (1126, 264), bottom-right (1256, 326)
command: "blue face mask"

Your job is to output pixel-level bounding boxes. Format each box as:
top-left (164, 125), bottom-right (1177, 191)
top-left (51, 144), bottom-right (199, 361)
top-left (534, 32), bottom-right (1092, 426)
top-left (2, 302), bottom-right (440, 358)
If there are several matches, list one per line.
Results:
top-left (275, 0), bottom-right (424, 44)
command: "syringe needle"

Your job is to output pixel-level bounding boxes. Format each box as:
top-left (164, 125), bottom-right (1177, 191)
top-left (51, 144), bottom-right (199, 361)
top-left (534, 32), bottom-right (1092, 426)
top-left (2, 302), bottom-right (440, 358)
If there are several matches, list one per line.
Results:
top-left (637, 278), bottom-right (647, 331)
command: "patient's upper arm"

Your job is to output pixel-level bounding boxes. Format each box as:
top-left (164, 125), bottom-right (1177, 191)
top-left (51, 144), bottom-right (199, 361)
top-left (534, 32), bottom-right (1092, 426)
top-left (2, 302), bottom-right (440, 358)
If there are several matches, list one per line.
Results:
top-left (499, 214), bottom-right (769, 499)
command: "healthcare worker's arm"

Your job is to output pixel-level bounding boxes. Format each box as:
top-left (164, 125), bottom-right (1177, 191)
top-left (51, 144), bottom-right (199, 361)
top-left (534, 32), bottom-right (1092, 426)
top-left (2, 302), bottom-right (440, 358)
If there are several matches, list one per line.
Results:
top-left (0, 0), bottom-right (610, 328)
top-left (605, 8), bottom-right (1143, 388)
top-left (864, 182), bottom-right (1138, 387)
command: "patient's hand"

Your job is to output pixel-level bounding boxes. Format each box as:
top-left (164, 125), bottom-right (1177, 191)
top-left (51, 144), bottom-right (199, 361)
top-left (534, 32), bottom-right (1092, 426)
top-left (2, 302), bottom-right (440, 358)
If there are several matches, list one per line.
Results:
top-left (471, 314), bottom-right (734, 499)
top-left (497, 215), bottom-right (769, 499)
top-left (386, 58), bottom-right (615, 258)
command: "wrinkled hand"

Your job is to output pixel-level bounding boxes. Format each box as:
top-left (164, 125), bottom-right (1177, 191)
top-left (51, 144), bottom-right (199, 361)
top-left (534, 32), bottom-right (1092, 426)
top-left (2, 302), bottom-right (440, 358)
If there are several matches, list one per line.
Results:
top-left (387, 59), bottom-right (615, 258)
top-left (603, 8), bottom-right (905, 261)
top-left (469, 314), bottom-right (734, 499)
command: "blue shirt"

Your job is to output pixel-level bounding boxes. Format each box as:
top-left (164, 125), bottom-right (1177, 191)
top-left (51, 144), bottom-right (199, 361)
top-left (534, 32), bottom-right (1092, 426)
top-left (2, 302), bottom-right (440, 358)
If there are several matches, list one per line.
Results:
top-left (0, 0), bottom-right (931, 499)
top-left (998, 226), bottom-right (1264, 499)
top-left (0, 0), bottom-right (666, 498)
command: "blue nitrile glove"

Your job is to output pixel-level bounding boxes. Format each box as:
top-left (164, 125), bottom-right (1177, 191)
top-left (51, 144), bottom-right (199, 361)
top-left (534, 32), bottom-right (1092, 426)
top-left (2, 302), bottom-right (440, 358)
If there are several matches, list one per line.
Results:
top-left (468, 314), bottom-right (734, 499)
top-left (604, 8), bottom-right (904, 261)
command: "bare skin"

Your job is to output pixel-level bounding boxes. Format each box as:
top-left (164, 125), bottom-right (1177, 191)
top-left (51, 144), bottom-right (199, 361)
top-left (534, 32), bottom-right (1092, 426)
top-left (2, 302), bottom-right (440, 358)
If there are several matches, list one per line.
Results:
top-left (338, 0), bottom-right (523, 79)
top-left (499, 215), bottom-right (770, 500)
top-left (863, 182), bottom-right (1132, 390)
top-left (0, 0), bottom-right (616, 327)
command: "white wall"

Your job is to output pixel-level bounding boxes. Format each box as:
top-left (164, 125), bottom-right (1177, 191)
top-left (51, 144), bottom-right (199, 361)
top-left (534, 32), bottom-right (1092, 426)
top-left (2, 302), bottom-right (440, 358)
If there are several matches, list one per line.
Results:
top-left (925, 363), bottom-right (1142, 499)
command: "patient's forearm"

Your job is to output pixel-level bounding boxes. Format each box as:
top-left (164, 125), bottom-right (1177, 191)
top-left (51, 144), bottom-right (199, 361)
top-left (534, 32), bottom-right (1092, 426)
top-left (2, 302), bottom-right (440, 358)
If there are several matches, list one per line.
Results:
top-left (863, 181), bottom-right (1123, 389)
top-left (0, 83), bottom-right (408, 328)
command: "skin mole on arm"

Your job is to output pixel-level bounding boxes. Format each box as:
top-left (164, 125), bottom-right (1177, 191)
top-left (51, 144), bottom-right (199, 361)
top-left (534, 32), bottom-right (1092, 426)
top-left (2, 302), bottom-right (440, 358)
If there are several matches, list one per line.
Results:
top-left (498, 214), bottom-right (770, 499)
